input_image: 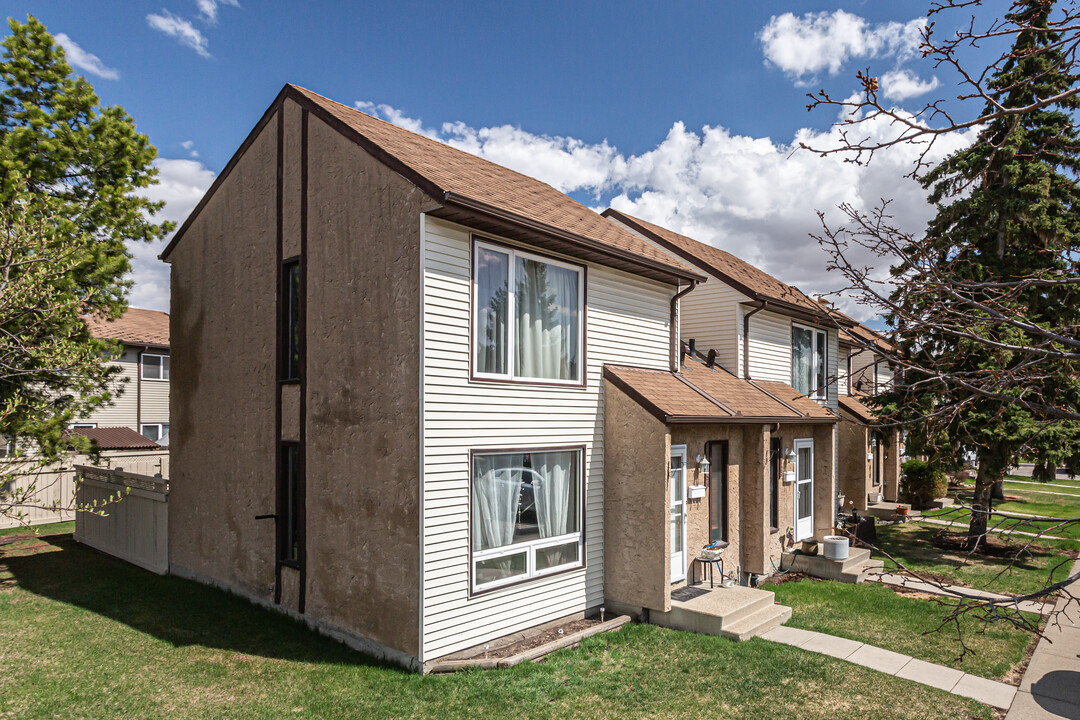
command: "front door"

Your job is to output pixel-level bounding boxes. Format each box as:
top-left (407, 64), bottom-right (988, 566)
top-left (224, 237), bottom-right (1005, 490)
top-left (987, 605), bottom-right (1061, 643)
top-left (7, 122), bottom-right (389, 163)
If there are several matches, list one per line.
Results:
top-left (670, 445), bottom-right (687, 583)
top-left (793, 438), bottom-right (814, 542)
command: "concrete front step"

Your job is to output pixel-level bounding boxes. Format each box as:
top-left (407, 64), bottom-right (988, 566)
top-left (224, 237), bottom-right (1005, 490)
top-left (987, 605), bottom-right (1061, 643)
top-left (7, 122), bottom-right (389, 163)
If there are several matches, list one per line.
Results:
top-left (651, 585), bottom-right (789, 640)
top-left (781, 547), bottom-right (883, 584)
top-left (720, 604), bottom-right (793, 642)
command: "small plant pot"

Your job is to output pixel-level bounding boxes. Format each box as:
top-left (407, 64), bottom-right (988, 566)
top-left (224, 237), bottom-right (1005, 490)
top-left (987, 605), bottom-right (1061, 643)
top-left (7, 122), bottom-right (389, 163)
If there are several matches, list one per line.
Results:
top-left (896, 505), bottom-right (910, 516)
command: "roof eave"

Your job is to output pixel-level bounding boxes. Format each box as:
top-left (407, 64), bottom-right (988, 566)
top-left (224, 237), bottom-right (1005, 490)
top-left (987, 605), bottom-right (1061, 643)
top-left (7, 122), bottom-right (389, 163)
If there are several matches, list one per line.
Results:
top-left (439, 194), bottom-right (706, 287)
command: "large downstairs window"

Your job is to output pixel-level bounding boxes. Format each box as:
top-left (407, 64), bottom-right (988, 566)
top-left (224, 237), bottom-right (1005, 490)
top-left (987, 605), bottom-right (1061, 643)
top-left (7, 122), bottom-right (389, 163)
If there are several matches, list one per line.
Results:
top-left (471, 448), bottom-right (583, 592)
top-left (473, 240), bottom-right (583, 384)
top-left (792, 324), bottom-right (827, 399)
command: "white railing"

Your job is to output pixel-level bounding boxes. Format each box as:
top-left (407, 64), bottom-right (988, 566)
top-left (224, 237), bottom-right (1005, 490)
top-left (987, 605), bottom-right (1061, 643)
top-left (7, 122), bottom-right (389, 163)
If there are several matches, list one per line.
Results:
top-left (73, 465), bottom-right (169, 575)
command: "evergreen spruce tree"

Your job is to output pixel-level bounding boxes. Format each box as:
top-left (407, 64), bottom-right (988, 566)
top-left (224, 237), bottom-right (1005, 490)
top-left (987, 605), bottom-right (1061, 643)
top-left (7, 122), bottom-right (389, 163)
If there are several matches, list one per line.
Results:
top-left (888, 0), bottom-right (1080, 545)
top-left (0, 15), bottom-right (170, 515)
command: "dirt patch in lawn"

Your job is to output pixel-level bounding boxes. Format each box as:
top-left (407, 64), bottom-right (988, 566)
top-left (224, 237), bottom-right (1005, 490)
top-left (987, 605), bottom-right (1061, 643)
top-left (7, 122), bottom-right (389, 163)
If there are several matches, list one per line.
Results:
top-left (1001, 633), bottom-right (1041, 686)
top-left (930, 529), bottom-right (1046, 558)
top-left (760, 572), bottom-right (818, 587)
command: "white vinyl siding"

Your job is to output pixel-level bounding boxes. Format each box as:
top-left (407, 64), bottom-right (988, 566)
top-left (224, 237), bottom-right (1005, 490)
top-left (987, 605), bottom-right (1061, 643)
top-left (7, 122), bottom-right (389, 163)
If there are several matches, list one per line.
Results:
top-left (744, 309), bottom-right (791, 384)
top-left (70, 346), bottom-right (171, 430)
top-left (876, 362), bottom-right (894, 393)
top-left (838, 346), bottom-right (850, 396)
top-left (679, 280), bottom-right (744, 372)
top-left (848, 348), bottom-right (876, 394)
top-left (421, 216), bottom-right (671, 660)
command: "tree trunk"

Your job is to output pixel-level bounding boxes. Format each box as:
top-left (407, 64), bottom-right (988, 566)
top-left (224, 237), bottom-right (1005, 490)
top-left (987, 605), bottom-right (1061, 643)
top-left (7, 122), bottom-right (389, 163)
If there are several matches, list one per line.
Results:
top-left (991, 478), bottom-right (1005, 501)
top-left (967, 457), bottom-right (996, 549)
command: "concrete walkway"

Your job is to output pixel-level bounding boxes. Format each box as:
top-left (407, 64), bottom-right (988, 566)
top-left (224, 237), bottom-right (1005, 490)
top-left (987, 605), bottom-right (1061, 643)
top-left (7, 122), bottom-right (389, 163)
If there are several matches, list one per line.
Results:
top-left (920, 517), bottom-right (1069, 541)
top-left (762, 625), bottom-right (1017, 710)
top-left (869, 572), bottom-right (1054, 616)
top-left (1005, 558), bottom-right (1080, 719)
top-left (1004, 479), bottom-right (1080, 492)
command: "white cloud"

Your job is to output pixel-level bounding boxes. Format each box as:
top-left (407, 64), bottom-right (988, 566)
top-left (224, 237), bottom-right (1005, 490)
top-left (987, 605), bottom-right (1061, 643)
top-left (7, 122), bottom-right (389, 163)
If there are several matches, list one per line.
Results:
top-left (354, 100), bottom-right (976, 321)
top-left (759, 10), bottom-right (925, 83)
top-left (180, 140), bottom-right (199, 158)
top-left (54, 33), bottom-right (119, 80)
top-left (146, 11), bottom-right (211, 58)
top-left (128, 158), bottom-right (216, 311)
top-left (196, 0), bottom-right (239, 24)
top-left (880, 69), bottom-right (941, 101)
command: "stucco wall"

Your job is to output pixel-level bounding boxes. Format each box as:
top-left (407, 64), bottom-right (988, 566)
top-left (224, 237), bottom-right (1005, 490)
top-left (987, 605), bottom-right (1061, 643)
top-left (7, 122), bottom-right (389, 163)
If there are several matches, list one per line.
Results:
top-left (303, 107), bottom-right (437, 658)
top-left (169, 98), bottom-right (436, 663)
top-left (169, 108), bottom-right (280, 602)
top-left (671, 424), bottom-right (744, 584)
top-left (603, 379), bottom-right (669, 614)
top-left (838, 414), bottom-right (871, 510)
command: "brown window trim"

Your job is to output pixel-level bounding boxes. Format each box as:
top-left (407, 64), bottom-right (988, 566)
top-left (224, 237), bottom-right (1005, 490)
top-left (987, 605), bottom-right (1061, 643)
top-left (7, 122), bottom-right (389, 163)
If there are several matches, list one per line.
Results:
top-left (468, 234), bottom-right (589, 390)
top-left (467, 444), bottom-right (587, 598)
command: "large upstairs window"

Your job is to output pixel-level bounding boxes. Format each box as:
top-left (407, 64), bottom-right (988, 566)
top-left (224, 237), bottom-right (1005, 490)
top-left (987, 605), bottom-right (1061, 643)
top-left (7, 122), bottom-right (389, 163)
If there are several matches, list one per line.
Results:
top-left (473, 240), bottom-right (583, 385)
top-left (792, 324), bottom-right (827, 399)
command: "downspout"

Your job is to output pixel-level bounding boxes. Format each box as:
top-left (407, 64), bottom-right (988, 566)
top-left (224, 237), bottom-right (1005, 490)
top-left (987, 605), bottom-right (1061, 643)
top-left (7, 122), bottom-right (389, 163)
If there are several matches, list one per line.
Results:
top-left (742, 301), bottom-right (766, 379)
top-left (670, 281), bottom-right (698, 372)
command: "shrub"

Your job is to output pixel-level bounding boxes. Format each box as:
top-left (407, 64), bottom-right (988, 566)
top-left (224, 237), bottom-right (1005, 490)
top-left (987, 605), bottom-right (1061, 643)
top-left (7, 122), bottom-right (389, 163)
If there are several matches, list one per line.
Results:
top-left (901, 459), bottom-right (948, 509)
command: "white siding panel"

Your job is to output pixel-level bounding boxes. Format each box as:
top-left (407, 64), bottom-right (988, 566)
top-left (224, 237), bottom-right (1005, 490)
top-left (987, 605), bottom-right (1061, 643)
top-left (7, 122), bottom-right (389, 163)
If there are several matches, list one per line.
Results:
top-left (421, 217), bottom-right (671, 660)
top-left (75, 349), bottom-right (139, 429)
top-left (746, 310), bottom-right (791, 384)
top-left (838, 346), bottom-right (850, 396)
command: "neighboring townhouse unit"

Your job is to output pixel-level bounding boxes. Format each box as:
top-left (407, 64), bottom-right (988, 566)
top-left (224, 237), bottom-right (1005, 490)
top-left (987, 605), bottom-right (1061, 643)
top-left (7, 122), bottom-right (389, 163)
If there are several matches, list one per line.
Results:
top-left (73, 308), bottom-right (171, 445)
top-left (600, 210), bottom-right (855, 606)
top-left (160, 84), bottom-right (707, 671)
top-left (837, 324), bottom-right (903, 509)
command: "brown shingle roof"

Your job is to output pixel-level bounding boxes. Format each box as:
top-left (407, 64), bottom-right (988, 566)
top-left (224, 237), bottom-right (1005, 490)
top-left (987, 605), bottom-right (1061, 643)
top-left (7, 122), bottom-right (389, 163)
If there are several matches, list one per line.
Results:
top-left (85, 308), bottom-right (169, 348)
top-left (162, 85), bottom-right (704, 286)
top-left (68, 426), bottom-right (161, 451)
top-left (602, 209), bottom-right (855, 325)
top-left (839, 322), bottom-right (896, 354)
top-left (839, 394), bottom-right (879, 425)
top-left (605, 351), bottom-right (837, 424)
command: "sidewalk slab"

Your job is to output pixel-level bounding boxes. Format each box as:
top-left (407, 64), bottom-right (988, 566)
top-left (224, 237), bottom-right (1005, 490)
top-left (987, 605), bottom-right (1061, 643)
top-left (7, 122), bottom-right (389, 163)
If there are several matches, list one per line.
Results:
top-left (799, 632), bottom-right (863, 660)
top-left (952, 674), bottom-right (1017, 710)
top-left (846, 644), bottom-right (912, 675)
top-left (1038, 624), bottom-right (1080, 660)
top-left (1019, 651), bottom-right (1080, 703)
top-left (759, 625), bottom-right (817, 648)
top-left (895, 657), bottom-right (966, 691)
top-left (1006, 690), bottom-right (1080, 720)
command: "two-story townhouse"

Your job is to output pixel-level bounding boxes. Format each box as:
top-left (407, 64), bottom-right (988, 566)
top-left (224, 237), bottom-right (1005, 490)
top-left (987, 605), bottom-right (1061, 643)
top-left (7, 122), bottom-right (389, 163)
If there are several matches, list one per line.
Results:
top-left (837, 323), bottom-right (903, 509)
top-left (74, 308), bottom-right (171, 445)
top-left (598, 210), bottom-right (858, 604)
top-left (161, 84), bottom-right (713, 671)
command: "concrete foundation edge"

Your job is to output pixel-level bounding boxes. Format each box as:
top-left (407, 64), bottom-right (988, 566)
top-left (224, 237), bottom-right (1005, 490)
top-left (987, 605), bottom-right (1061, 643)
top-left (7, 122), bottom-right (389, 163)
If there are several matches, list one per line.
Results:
top-left (169, 562), bottom-right (420, 672)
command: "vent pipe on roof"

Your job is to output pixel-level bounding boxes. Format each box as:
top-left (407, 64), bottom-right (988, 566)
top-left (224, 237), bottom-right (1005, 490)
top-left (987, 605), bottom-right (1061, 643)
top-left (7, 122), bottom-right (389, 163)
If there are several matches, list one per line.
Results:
top-left (688, 338), bottom-right (698, 360)
top-left (707, 348), bottom-right (718, 369)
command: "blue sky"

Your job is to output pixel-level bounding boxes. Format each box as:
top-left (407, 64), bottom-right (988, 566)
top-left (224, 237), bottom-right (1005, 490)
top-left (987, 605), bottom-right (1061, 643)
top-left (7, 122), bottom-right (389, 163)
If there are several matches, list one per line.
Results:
top-left (13, 1), bottom-right (981, 321)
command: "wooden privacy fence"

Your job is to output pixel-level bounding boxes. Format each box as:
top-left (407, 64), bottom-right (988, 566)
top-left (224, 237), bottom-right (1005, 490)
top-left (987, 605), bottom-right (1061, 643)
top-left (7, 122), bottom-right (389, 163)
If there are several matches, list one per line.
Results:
top-left (74, 465), bottom-right (169, 575)
top-left (0, 450), bottom-right (169, 530)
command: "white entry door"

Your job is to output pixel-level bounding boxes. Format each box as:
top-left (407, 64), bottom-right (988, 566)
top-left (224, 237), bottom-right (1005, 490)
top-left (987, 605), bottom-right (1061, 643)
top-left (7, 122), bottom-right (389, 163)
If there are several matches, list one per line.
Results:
top-left (670, 445), bottom-right (687, 583)
top-left (793, 438), bottom-right (814, 542)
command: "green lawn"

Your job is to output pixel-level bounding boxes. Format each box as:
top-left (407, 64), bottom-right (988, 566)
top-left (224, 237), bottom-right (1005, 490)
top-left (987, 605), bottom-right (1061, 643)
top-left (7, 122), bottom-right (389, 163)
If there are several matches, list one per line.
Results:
top-left (771, 578), bottom-right (1038, 681)
top-left (0, 526), bottom-right (995, 720)
top-left (875, 522), bottom-right (1076, 596)
top-left (922, 477), bottom-right (1080, 544)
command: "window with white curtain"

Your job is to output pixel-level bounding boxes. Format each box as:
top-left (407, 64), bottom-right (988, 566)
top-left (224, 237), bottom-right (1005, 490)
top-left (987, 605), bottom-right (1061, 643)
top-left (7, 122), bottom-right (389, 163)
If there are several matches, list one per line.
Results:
top-left (471, 448), bottom-right (583, 591)
top-left (792, 324), bottom-right (827, 399)
top-left (473, 240), bottom-right (583, 384)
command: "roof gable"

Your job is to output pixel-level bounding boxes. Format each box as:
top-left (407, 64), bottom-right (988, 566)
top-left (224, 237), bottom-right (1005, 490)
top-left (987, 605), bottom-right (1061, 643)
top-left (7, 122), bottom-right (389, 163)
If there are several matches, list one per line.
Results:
top-left (603, 209), bottom-right (854, 326)
top-left (161, 85), bottom-right (704, 286)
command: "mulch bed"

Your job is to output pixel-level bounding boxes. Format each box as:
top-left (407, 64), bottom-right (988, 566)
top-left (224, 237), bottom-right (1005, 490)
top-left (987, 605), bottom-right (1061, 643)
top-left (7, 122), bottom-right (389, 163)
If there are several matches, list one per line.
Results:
top-left (760, 571), bottom-right (815, 587)
top-left (459, 617), bottom-right (603, 660)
